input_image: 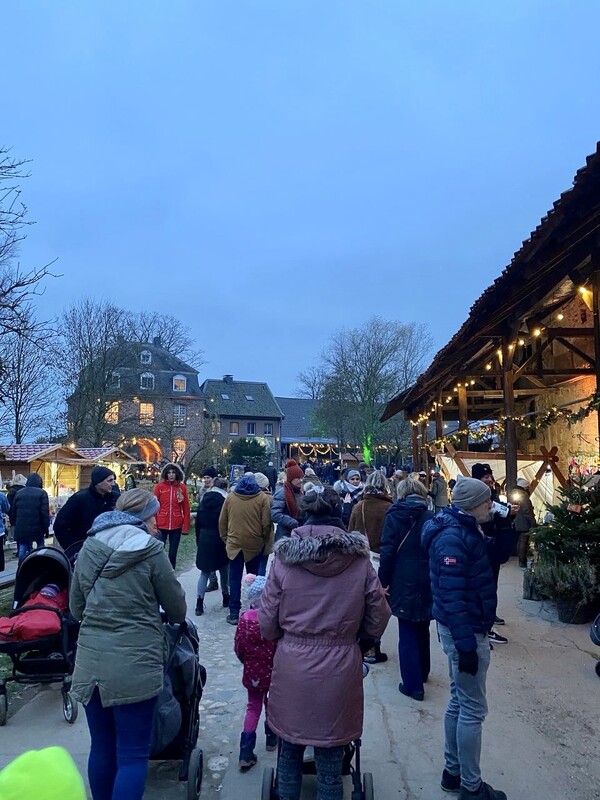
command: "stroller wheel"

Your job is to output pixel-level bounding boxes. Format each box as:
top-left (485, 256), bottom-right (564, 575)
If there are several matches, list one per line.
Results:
top-left (261, 766), bottom-right (275, 800)
top-left (63, 693), bottom-right (78, 724)
top-left (596, 661), bottom-right (600, 678)
top-left (187, 747), bottom-right (203, 800)
top-left (0, 693), bottom-right (7, 727)
top-left (363, 772), bottom-right (374, 800)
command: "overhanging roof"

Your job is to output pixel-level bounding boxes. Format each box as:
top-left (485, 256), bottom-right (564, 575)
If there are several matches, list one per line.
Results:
top-left (382, 141), bottom-right (600, 421)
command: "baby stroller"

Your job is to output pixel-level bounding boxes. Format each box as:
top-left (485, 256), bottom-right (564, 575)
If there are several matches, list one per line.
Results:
top-left (590, 613), bottom-right (600, 677)
top-left (149, 617), bottom-right (207, 800)
top-left (0, 546), bottom-right (79, 726)
top-left (261, 664), bottom-right (374, 800)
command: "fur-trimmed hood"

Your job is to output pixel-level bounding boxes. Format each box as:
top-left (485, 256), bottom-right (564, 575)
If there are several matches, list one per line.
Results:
top-left (274, 524), bottom-right (370, 577)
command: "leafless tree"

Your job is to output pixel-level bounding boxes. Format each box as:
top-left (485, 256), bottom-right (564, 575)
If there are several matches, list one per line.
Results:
top-left (309, 317), bottom-right (433, 463)
top-left (296, 366), bottom-right (328, 400)
top-left (121, 310), bottom-right (204, 369)
top-left (0, 306), bottom-right (56, 442)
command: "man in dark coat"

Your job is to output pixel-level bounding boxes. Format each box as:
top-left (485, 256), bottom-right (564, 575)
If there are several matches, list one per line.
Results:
top-left (9, 473), bottom-right (50, 561)
top-left (53, 466), bottom-right (119, 554)
top-left (264, 461), bottom-right (278, 493)
top-left (422, 475), bottom-right (512, 800)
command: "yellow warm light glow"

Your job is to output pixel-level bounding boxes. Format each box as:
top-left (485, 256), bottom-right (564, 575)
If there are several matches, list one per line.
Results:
top-left (518, 338), bottom-right (525, 346)
top-left (485, 363), bottom-right (492, 370)
top-left (533, 328), bottom-right (542, 337)
top-left (557, 313), bottom-right (564, 321)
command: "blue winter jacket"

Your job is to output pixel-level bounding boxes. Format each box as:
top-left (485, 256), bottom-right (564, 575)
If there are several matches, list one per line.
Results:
top-left (421, 505), bottom-right (513, 653)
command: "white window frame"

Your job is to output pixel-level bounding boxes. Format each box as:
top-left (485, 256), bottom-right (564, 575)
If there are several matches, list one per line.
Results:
top-left (140, 372), bottom-right (155, 390)
top-left (229, 421), bottom-right (239, 435)
top-left (173, 374), bottom-right (187, 392)
top-left (264, 422), bottom-right (273, 436)
top-left (139, 402), bottom-right (154, 426)
top-left (173, 403), bottom-right (187, 427)
top-left (140, 350), bottom-right (152, 365)
top-left (247, 422), bottom-right (256, 435)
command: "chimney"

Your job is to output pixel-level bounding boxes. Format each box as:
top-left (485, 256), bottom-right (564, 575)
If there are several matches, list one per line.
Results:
top-left (223, 374), bottom-right (234, 384)
top-left (152, 336), bottom-right (162, 347)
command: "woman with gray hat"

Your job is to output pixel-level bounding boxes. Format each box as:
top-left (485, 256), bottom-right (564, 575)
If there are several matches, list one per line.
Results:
top-left (70, 488), bottom-right (186, 800)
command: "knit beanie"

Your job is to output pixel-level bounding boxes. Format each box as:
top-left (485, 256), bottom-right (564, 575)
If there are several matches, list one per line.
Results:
top-left (202, 466), bottom-right (217, 478)
top-left (244, 574), bottom-right (267, 608)
top-left (452, 475), bottom-right (491, 510)
top-left (286, 459), bottom-right (304, 482)
top-left (116, 489), bottom-right (160, 521)
top-left (471, 463), bottom-right (493, 481)
top-left (346, 469), bottom-right (361, 480)
top-left (0, 746), bottom-right (86, 800)
top-left (253, 472), bottom-right (270, 490)
top-left (91, 466), bottom-right (113, 487)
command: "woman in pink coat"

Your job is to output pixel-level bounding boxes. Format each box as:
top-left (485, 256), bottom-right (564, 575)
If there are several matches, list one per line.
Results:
top-left (258, 487), bottom-right (390, 800)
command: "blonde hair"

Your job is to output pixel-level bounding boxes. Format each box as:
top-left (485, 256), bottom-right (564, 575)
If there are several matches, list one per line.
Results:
top-left (365, 470), bottom-right (390, 494)
top-left (396, 476), bottom-right (428, 501)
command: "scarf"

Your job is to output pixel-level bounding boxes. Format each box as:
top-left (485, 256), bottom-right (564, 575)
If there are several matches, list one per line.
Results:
top-left (284, 480), bottom-right (301, 520)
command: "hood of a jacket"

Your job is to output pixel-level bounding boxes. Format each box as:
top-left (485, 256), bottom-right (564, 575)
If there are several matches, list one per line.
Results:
top-left (234, 476), bottom-right (260, 496)
top-left (84, 511), bottom-right (163, 577)
top-left (274, 525), bottom-right (370, 577)
top-left (386, 496), bottom-right (428, 525)
top-left (201, 489), bottom-right (226, 511)
top-left (421, 505), bottom-right (482, 552)
top-left (25, 473), bottom-right (43, 488)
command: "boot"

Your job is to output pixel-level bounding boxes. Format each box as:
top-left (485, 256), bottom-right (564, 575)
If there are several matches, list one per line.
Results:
top-left (195, 597), bottom-right (204, 616)
top-left (459, 781), bottom-right (507, 800)
top-left (222, 592), bottom-right (230, 608)
top-left (206, 572), bottom-right (219, 592)
top-left (264, 722), bottom-right (277, 752)
top-left (239, 731), bottom-right (257, 772)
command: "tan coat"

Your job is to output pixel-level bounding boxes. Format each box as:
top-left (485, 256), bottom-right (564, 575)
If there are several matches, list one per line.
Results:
top-left (348, 492), bottom-right (393, 553)
top-left (219, 489), bottom-right (273, 561)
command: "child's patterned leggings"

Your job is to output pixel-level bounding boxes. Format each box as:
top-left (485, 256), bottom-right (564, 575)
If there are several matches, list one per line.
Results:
top-left (277, 740), bottom-right (344, 800)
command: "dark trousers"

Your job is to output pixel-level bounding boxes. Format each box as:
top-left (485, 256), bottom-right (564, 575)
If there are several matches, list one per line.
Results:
top-left (158, 528), bottom-right (181, 569)
top-left (228, 550), bottom-right (264, 616)
top-left (397, 619), bottom-right (431, 695)
top-left (277, 739), bottom-right (344, 800)
top-left (84, 687), bottom-right (157, 800)
top-left (0, 536), bottom-right (4, 572)
top-left (517, 532), bottom-right (530, 566)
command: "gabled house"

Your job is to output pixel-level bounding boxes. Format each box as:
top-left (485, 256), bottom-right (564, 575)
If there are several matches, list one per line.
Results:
top-left (275, 397), bottom-right (338, 462)
top-left (200, 375), bottom-right (284, 464)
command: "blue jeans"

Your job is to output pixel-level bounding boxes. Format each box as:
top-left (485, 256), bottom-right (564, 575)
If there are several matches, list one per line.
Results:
top-left (277, 740), bottom-right (344, 800)
top-left (84, 688), bottom-right (158, 800)
top-left (197, 566), bottom-right (230, 598)
top-left (17, 542), bottom-right (32, 562)
top-left (158, 528), bottom-right (181, 569)
top-left (228, 550), bottom-right (264, 617)
top-left (438, 624), bottom-right (491, 792)
top-left (397, 619), bottom-right (431, 695)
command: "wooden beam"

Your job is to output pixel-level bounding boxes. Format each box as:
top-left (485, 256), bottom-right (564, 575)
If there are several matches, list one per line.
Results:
top-left (411, 425), bottom-right (419, 468)
top-left (420, 421), bottom-right (428, 473)
top-left (555, 336), bottom-right (595, 367)
top-left (457, 384), bottom-right (468, 450)
top-left (502, 338), bottom-right (518, 490)
top-left (435, 392), bottom-right (444, 439)
top-left (592, 269), bottom-right (600, 451)
top-left (544, 327), bottom-right (593, 338)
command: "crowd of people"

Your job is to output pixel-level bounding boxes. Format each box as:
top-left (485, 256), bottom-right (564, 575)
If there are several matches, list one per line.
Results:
top-left (0, 456), bottom-right (528, 800)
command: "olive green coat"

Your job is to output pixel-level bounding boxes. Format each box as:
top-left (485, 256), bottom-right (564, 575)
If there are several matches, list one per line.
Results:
top-left (219, 489), bottom-right (273, 561)
top-left (69, 511), bottom-right (187, 707)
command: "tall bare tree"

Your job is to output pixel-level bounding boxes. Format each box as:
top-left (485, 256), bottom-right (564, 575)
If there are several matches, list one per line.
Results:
top-left (121, 310), bottom-right (204, 369)
top-left (305, 317), bottom-right (433, 464)
top-left (296, 366), bottom-right (327, 400)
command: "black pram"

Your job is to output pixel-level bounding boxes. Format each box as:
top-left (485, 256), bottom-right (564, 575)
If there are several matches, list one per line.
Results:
top-left (0, 546), bottom-right (79, 726)
top-left (149, 617), bottom-right (207, 799)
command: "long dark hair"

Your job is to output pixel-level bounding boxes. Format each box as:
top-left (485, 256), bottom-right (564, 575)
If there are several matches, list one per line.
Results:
top-left (298, 486), bottom-right (342, 519)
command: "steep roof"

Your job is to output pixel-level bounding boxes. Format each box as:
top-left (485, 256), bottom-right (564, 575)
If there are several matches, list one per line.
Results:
top-left (200, 378), bottom-right (284, 419)
top-left (275, 397), bottom-right (337, 444)
top-left (0, 444), bottom-right (83, 462)
top-left (106, 341), bottom-right (203, 398)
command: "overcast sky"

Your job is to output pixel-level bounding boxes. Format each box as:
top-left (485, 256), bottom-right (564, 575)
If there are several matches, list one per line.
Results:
top-left (4, 1), bottom-right (600, 395)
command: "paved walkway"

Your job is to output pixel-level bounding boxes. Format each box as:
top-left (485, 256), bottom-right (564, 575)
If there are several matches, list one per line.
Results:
top-left (1, 561), bottom-right (599, 799)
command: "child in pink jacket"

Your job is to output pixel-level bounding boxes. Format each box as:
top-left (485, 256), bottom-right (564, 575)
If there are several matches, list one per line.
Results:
top-left (234, 574), bottom-right (277, 771)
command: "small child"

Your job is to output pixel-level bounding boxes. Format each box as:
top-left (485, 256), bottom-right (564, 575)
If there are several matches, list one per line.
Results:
top-left (234, 574), bottom-right (277, 772)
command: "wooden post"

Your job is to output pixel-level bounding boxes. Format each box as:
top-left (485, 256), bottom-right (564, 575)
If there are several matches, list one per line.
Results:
top-left (592, 270), bottom-right (600, 450)
top-left (435, 393), bottom-right (444, 440)
top-left (420, 421), bottom-right (428, 473)
top-left (458, 384), bottom-right (468, 450)
top-left (502, 338), bottom-right (518, 490)
top-left (411, 424), bottom-right (419, 469)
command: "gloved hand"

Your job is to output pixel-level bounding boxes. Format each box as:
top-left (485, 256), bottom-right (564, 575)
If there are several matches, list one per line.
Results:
top-left (458, 650), bottom-right (478, 676)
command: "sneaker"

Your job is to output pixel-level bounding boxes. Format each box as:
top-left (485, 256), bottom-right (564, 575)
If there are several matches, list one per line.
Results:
top-left (398, 683), bottom-right (424, 701)
top-left (494, 615), bottom-right (505, 625)
top-left (441, 769), bottom-right (461, 793)
top-left (459, 780), bottom-right (507, 799)
top-left (226, 614), bottom-right (239, 626)
top-left (488, 630), bottom-right (508, 644)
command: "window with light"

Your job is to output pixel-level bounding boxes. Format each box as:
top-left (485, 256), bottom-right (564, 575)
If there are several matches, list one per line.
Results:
top-left (105, 402), bottom-right (119, 425)
top-left (140, 402), bottom-right (154, 425)
top-left (173, 403), bottom-right (187, 427)
top-left (173, 374), bottom-right (187, 392)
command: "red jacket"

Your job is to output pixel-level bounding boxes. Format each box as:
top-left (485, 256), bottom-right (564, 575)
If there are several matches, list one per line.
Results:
top-left (234, 609), bottom-right (276, 691)
top-left (154, 481), bottom-right (190, 533)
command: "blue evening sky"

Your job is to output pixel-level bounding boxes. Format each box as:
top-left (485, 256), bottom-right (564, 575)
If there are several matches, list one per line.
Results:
top-left (3, 1), bottom-right (600, 395)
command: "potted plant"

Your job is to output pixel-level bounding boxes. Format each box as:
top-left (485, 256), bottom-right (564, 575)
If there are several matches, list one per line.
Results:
top-left (529, 554), bottom-right (598, 623)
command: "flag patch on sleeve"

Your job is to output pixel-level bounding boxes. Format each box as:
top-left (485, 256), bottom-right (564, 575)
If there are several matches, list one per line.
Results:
top-left (442, 556), bottom-right (457, 566)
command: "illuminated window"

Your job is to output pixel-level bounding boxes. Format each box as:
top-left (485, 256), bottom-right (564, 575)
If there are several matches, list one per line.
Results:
top-left (173, 438), bottom-right (186, 458)
top-left (105, 402), bottom-right (119, 425)
top-left (173, 403), bottom-right (186, 427)
top-left (264, 422), bottom-right (273, 436)
top-left (173, 374), bottom-right (187, 392)
top-left (140, 350), bottom-right (152, 365)
top-left (229, 421), bottom-right (239, 435)
top-left (247, 422), bottom-right (256, 435)
top-left (212, 419), bottom-right (221, 434)
top-left (140, 372), bottom-right (155, 390)
top-left (139, 402), bottom-right (154, 426)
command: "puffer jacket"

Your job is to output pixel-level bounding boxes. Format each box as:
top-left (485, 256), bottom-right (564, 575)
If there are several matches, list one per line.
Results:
top-left (234, 608), bottom-right (276, 691)
top-left (259, 523), bottom-right (390, 747)
top-left (154, 480), bottom-right (190, 533)
top-left (378, 496), bottom-right (433, 621)
top-left (69, 511), bottom-right (186, 706)
top-left (270, 486), bottom-right (299, 539)
top-left (421, 505), bottom-right (513, 652)
top-left (9, 473), bottom-right (50, 544)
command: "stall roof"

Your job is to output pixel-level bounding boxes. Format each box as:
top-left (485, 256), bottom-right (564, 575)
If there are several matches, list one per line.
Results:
top-left (0, 443), bottom-right (83, 463)
top-left (382, 141), bottom-right (600, 421)
top-left (77, 447), bottom-right (135, 462)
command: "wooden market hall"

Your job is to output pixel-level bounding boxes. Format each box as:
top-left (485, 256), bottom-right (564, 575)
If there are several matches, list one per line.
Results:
top-left (382, 142), bottom-right (600, 502)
